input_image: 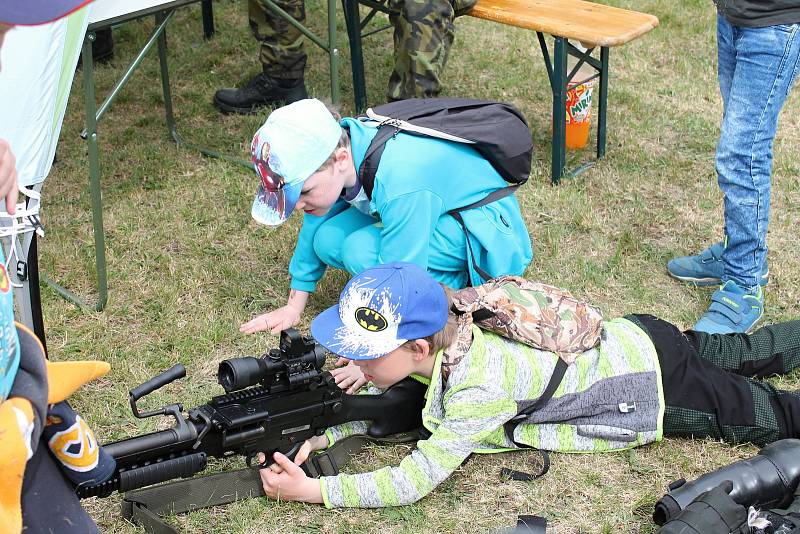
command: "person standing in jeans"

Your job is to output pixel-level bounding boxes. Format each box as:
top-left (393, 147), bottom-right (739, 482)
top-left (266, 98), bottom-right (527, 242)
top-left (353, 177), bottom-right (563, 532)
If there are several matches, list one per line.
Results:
top-left (668, 1), bottom-right (800, 334)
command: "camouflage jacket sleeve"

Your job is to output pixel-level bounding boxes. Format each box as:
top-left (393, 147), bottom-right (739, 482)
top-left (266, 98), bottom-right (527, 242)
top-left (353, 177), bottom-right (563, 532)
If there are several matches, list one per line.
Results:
top-left (318, 383), bottom-right (518, 508)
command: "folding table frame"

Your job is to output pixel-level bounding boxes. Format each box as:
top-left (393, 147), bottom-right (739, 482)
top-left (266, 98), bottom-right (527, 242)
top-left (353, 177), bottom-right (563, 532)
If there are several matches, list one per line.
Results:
top-left (51, 0), bottom-right (340, 310)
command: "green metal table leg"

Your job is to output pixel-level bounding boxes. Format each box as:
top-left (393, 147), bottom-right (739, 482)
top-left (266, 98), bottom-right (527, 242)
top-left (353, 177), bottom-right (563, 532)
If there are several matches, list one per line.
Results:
top-left (80, 14), bottom-right (174, 139)
top-left (551, 36), bottom-right (567, 185)
top-left (537, 33), bottom-right (608, 183)
top-left (50, 14), bottom-right (175, 310)
top-left (157, 13), bottom-right (175, 136)
top-left (343, 0), bottom-right (368, 112)
top-left (156, 13), bottom-right (251, 167)
top-left (327, 0), bottom-right (340, 105)
top-left (201, 0), bottom-right (214, 39)
top-left (597, 46), bottom-right (609, 159)
top-left (43, 32), bottom-right (109, 311)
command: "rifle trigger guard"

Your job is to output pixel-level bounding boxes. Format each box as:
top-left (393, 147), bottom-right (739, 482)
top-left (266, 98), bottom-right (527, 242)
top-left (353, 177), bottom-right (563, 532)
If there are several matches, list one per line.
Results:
top-left (248, 442), bottom-right (304, 470)
top-left (246, 451), bottom-right (269, 470)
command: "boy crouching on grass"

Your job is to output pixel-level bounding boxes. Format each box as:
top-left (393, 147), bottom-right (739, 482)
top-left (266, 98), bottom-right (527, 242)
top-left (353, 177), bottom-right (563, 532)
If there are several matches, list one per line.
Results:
top-left (259, 262), bottom-right (800, 508)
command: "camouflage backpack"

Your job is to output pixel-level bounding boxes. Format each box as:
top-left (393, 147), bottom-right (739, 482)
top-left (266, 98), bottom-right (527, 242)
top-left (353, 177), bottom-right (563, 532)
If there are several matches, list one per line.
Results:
top-left (450, 275), bottom-right (604, 456)
top-left (450, 275), bottom-right (604, 362)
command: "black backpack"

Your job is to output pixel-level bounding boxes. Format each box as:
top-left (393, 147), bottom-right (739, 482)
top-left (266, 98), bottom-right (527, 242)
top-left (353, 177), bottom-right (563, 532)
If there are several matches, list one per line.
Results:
top-left (356, 98), bottom-right (533, 283)
top-left (358, 98), bottom-right (532, 194)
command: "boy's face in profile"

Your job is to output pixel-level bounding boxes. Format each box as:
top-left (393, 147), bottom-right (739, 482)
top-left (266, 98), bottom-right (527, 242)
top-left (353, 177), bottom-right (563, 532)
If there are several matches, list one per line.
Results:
top-left (351, 340), bottom-right (429, 389)
top-left (295, 148), bottom-right (352, 217)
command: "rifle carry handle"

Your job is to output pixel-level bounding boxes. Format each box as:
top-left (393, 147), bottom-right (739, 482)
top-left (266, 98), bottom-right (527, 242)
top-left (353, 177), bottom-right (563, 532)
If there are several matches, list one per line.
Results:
top-left (130, 364), bottom-right (187, 419)
top-left (130, 364), bottom-right (187, 401)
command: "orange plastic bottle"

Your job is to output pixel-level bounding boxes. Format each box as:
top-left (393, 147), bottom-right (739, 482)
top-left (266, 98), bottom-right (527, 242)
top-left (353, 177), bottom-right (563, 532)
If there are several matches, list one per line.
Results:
top-left (564, 55), bottom-right (596, 150)
top-left (565, 80), bottom-right (595, 150)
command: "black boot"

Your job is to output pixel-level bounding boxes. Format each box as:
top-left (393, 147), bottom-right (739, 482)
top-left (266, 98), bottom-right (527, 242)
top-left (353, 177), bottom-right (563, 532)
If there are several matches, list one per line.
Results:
top-left (213, 73), bottom-right (308, 114)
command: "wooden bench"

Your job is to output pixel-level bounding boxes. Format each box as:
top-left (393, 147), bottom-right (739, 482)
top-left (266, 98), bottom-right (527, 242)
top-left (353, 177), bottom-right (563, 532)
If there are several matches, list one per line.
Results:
top-left (342, 0), bottom-right (659, 183)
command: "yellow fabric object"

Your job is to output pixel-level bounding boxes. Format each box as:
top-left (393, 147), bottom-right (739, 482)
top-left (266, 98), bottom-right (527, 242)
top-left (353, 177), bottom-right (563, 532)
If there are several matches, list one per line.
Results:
top-left (46, 361), bottom-right (111, 404)
top-left (0, 323), bottom-right (111, 534)
top-left (15, 321), bottom-right (110, 403)
top-left (0, 397), bottom-right (34, 534)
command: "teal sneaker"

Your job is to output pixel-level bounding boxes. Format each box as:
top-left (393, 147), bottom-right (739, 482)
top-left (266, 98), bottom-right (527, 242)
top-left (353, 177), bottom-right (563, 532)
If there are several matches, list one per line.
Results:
top-left (693, 281), bottom-right (764, 334)
top-left (667, 241), bottom-right (769, 287)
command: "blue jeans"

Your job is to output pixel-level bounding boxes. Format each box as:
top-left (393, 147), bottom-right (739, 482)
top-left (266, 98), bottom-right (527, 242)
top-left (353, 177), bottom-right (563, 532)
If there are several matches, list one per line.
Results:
top-left (716, 14), bottom-right (800, 290)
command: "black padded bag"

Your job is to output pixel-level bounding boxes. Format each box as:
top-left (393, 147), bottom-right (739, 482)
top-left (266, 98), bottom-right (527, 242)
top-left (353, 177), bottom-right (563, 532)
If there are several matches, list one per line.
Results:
top-left (656, 482), bottom-right (750, 534)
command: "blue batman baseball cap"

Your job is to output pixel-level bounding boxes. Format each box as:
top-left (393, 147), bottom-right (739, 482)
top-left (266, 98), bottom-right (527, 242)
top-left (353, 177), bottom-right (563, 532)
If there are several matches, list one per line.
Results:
top-left (0, 0), bottom-right (95, 25)
top-left (311, 262), bottom-right (449, 360)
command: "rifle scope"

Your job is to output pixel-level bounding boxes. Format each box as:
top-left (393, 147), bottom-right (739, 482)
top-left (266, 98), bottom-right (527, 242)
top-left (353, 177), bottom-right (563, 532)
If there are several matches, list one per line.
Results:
top-left (218, 328), bottom-right (327, 393)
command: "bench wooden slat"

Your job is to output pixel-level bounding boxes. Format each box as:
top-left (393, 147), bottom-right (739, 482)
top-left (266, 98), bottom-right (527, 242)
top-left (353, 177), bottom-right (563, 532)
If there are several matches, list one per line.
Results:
top-left (468, 0), bottom-right (659, 47)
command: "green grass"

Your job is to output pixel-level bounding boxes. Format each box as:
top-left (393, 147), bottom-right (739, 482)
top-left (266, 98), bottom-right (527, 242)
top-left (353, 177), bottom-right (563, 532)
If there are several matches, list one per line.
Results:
top-left (41, 0), bottom-right (800, 531)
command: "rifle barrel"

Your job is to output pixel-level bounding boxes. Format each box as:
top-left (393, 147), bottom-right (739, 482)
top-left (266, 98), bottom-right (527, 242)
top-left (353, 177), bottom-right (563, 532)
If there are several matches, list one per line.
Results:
top-left (105, 426), bottom-right (197, 463)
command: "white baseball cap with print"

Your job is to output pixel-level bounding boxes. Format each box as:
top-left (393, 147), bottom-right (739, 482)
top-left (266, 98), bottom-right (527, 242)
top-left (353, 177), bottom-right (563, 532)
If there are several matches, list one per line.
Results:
top-left (250, 99), bottom-right (342, 226)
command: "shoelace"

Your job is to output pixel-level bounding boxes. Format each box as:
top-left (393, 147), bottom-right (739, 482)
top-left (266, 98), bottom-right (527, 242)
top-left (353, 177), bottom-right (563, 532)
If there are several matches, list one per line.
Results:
top-left (0, 186), bottom-right (44, 288)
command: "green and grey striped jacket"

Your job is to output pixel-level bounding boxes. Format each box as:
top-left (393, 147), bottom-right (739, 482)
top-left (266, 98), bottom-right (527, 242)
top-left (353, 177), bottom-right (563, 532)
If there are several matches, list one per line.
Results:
top-left (320, 318), bottom-right (664, 508)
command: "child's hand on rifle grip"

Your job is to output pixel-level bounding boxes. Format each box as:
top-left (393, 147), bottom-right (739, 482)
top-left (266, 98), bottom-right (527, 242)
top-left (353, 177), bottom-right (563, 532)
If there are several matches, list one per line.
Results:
top-left (329, 358), bottom-right (367, 393)
top-left (258, 443), bottom-right (324, 503)
top-left (258, 434), bottom-right (328, 474)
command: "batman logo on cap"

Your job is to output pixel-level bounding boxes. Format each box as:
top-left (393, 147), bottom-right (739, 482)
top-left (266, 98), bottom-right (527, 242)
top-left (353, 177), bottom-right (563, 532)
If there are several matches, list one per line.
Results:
top-left (355, 307), bottom-right (388, 332)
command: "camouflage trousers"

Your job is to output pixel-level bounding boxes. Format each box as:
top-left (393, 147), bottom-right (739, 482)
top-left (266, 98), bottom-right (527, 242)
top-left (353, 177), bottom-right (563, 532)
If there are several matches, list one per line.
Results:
top-left (249, 0), bottom-right (307, 80)
top-left (250, 0), bottom-right (475, 99)
top-left (387, 0), bottom-right (462, 100)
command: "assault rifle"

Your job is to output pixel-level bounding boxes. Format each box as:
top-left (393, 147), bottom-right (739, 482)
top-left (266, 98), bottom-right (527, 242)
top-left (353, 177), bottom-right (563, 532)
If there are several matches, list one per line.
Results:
top-left (77, 328), bottom-right (426, 500)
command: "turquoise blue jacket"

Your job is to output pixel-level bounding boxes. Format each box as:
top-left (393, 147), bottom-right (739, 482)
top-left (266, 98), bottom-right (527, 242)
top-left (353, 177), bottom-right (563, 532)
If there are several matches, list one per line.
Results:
top-left (0, 249), bottom-right (19, 401)
top-left (288, 117), bottom-right (533, 292)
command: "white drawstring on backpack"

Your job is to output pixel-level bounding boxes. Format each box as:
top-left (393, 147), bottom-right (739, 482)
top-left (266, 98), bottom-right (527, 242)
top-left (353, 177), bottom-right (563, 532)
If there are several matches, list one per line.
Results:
top-left (364, 108), bottom-right (476, 144)
top-left (0, 187), bottom-right (44, 288)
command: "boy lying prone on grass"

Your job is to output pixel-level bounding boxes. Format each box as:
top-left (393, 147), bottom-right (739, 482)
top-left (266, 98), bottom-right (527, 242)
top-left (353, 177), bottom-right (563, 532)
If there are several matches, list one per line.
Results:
top-left (259, 262), bottom-right (800, 508)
